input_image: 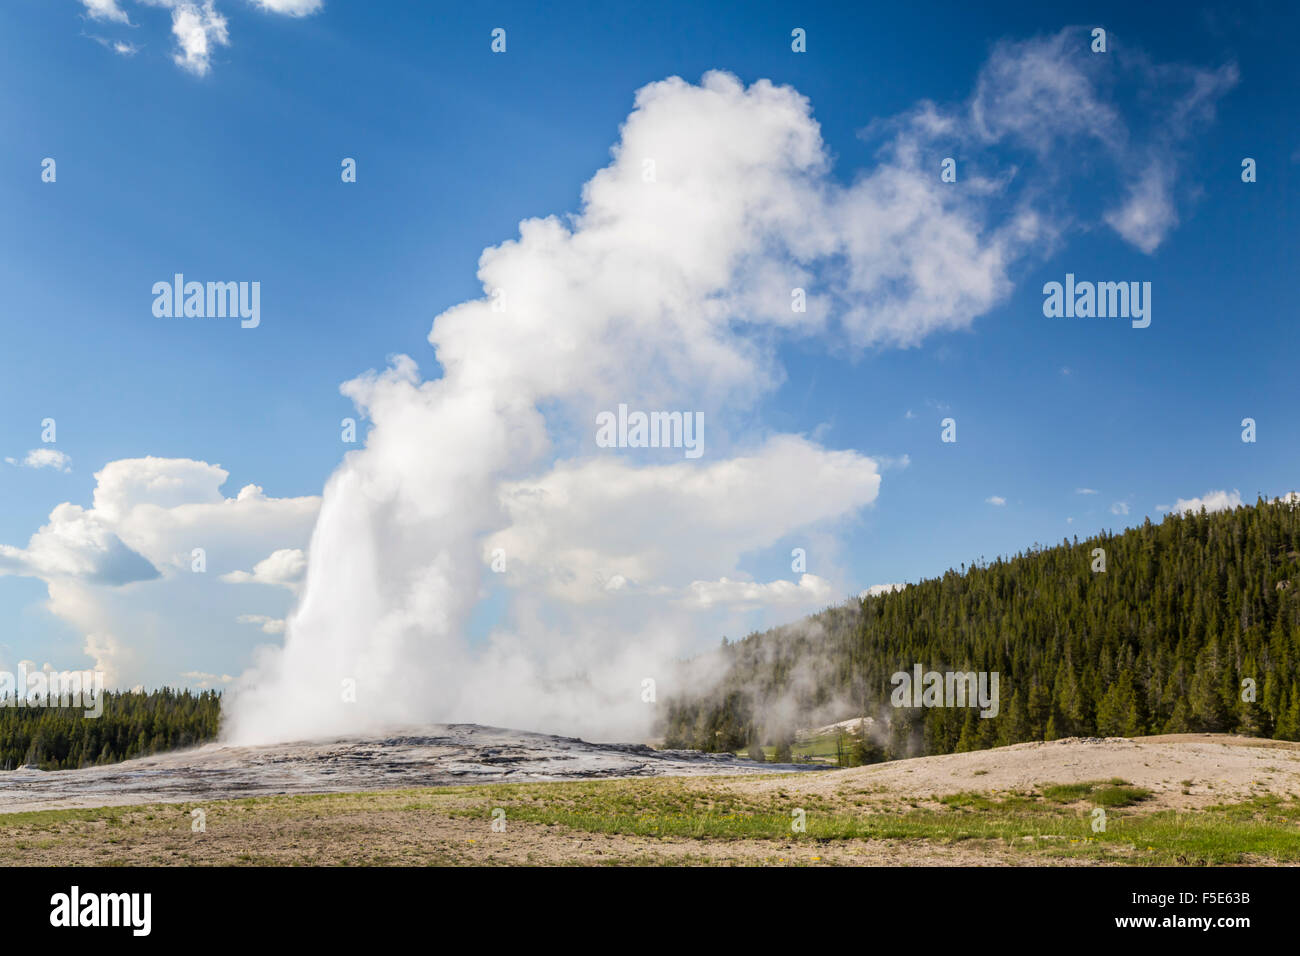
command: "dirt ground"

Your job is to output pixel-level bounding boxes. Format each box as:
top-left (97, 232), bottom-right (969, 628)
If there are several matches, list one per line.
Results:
top-left (706, 734), bottom-right (1300, 811)
top-left (2, 734), bottom-right (1294, 866)
top-left (0, 801), bottom-right (1058, 867)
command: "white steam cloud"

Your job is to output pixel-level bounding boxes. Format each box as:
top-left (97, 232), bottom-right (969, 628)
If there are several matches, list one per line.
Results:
top-left (224, 39), bottom-right (1232, 745)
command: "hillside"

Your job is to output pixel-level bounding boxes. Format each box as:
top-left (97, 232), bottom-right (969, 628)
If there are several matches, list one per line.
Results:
top-left (660, 497), bottom-right (1300, 757)
top-left (0, 689), bottom-right (220, 770)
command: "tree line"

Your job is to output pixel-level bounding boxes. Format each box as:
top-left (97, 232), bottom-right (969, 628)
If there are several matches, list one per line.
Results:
top-left (660, 496), bottom-right (1300, 759)
top-left (0, 688), bottom-right (221, 770)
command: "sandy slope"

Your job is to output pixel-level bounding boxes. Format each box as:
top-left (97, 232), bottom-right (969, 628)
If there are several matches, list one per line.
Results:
top-left (715, 734), bottom-right (1300, 810)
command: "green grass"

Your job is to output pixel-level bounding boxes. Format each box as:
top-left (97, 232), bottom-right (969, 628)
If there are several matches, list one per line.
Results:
top-left (1, 777), bottom-right (1296, 866)
top-left (0, 805), bottom-right (131, 829)
top-left (937, 791), bottom-right (1038, 812)
top-left (1041, 779), bottom-right (1152, 808)
top-left (436, 777), bottom-right (1297, 864)
top-left (791, 733), bottom-right (845, 760)
top-left (735, 731), bottom-right (844, 763)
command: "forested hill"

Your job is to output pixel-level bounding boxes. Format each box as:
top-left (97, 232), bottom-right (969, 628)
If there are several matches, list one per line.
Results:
top-left (660, 496), bottom-right (1300, 759)
top-left (0, 689), bottom-right (220, 770)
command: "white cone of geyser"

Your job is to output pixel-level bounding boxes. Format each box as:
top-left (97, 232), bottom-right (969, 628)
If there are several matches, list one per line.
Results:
top-left (225, 50), bottom-right (1229, 745)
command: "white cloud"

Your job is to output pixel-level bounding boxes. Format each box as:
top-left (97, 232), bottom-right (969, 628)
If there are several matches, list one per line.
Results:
top-left (166, 1), bottom-right (229, 76)
top-left (1075, 487), bottom-right (1098, 495)
top-left (966, 30), bottom-right (1236, 255)
top-left (222, 548), bottom-right (307, 593)
top-left (486, 436), bottom-right (880, 606)
top-left (1102, 62), bottom-right (1238, 253)
top-left (1110, 501), bottom-right (1130, 516)
top-left (680, 574), bottom-right (833, 609)
top-left (181, 669), bottom-right (234, 688)
top-left (80, 0), bottom-right (131, 23)
top-left (83, 632), bottom-right (133, 687)
top-left (1104, 166), bottom-right (1179, 255)
top-left (970, 31), bottom-right (1123, 154)
top-left (986, 495), bottom-right (1006, 506)
top-left (0, 457), bottom-right (318, 689)
top-left (0, 503), bottom-right (157, 585)
top-left (236, 614), bottom-right (286, 635)
top-left (1164, 489), bottom-right (1244, 514)
top-left (9, 448), bottom-right (72, 472)
top-left (861, 582), bottom-right (905, 599)
top-left (104, 0), bottom-right (322, 76)
top-left (248, 0), bottom-right (322, 14)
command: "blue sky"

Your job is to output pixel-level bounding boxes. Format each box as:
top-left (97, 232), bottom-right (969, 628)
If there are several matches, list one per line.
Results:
top-left (1, 1), bottom-right (1297, 715)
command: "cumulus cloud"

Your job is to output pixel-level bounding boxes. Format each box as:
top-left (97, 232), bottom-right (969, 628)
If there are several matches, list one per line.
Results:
top-left (83, 632), bottom-right (133, 687)
top-left (487, 435), bottom-right (880, 605)
top-left (0, 457), bottom-right (318, 688)
top-left (0, 504), bottom-right (157, 585)
top-left (222, 548), bottom-right (307, 593)
top-left (1162, 489), bottom-right (1244, 514)
top-left (1076, 487), bottom-right (1099, 495)
top-left (7, 448), bottom-right (72, 472)
top-left (986, 495), bottom-right (1006, 506)
top-left (1110, 501), bottom-right (1130, 516)
top-left (861, 582), bottom-right (906, 599)
top-left (681, 574), bottom-right (833, 609)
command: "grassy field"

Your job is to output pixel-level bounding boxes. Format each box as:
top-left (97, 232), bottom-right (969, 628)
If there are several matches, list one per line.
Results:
top-left (733, 730), bottom-right (855, 764)
top-left (2, 771), bottom-right (1297, 866)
